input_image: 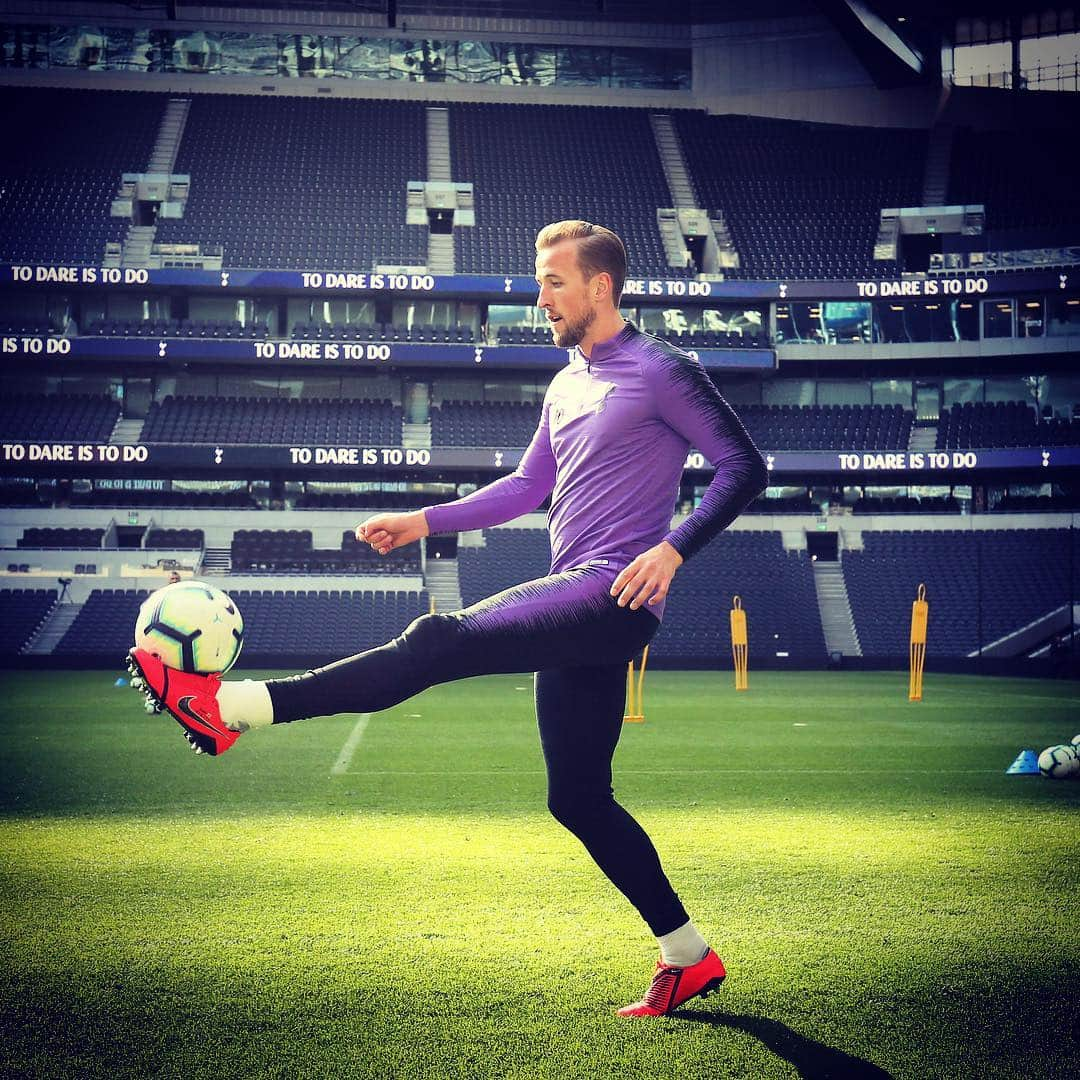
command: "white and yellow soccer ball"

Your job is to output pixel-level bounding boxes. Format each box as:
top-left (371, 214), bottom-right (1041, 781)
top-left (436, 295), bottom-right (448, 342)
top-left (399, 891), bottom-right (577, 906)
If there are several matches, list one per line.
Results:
top-left (1037, 744), bottom-right (1079, 780)
top-left (135, 581), bottom-right (244, 674)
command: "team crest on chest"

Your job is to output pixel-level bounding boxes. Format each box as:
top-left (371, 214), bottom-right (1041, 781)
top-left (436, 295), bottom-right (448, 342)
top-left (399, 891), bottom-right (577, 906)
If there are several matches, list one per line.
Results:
top-left (552, 378), bottom-right (617, 430)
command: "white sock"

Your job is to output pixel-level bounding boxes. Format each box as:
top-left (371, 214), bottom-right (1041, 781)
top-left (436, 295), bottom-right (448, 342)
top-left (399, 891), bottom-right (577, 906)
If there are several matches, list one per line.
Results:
top-left (657, 920), bottom-right (709, 968)
top-left (217, 679), bottom-right (274, 733)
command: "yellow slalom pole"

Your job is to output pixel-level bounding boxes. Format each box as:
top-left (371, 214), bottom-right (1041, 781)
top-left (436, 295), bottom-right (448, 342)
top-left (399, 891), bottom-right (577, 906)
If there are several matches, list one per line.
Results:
top-left (909, 583), bottom-right (929, 701)
top-left (624, 645), bottom-right (649, 723)
top-left (429, 595), bottom-right (437, 615)
top-left (730, 596), bottom-right (749, 691)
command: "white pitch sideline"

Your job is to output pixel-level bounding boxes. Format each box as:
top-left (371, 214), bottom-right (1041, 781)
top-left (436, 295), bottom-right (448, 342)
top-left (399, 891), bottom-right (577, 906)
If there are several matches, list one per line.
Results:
top-left (330, 713), bottom-right (370, 776)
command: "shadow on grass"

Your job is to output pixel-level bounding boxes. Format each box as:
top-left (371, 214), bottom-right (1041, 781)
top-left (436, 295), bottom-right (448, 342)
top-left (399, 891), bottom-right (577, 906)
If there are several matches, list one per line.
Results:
top-left (674, 1010), bottom-right (893, 1079)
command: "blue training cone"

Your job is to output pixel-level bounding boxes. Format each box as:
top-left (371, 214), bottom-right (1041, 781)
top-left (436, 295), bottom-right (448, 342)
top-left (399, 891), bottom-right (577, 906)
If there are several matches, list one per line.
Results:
top-left (114, 676), bottom-right (128, 688)
top-left (1005, 749), bottom-right (1040, 775)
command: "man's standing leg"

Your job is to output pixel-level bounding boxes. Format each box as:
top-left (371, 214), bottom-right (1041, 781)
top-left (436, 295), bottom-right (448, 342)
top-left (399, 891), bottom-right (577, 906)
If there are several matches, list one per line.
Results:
top-left (535, 663), bottom-right (727, 1017)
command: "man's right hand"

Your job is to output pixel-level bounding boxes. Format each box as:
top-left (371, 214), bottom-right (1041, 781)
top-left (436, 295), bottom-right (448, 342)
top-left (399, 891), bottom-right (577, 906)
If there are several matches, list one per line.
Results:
top-left (356, 510), bottom-right (430, 555)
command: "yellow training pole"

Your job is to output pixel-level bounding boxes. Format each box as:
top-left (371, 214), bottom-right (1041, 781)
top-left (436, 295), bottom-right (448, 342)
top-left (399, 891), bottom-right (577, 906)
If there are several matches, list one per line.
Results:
top-left (623, 645), bottom-right (649, 723)
top-left (909, 583), bottom-right (929, 701)
top-left (730, 595), bottom-right (749, 691)
top-left (429, 595), bottom-right (437, 614)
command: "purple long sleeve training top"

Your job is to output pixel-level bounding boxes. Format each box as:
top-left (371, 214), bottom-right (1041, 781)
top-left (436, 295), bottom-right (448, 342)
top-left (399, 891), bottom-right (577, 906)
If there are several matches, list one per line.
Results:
top-left (423, 321), bottom-right (768, 622)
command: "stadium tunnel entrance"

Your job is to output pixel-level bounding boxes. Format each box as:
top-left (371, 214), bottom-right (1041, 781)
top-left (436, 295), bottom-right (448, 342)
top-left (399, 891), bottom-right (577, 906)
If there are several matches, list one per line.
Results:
top-left (426, 535), bottom-right (457, 560)
top-left (806, 530), bottom-right (838, 562)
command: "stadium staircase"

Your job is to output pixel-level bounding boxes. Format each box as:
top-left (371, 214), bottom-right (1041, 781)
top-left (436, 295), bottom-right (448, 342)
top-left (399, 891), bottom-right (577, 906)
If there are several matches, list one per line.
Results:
top-left (812, 561), bottom-right (861, 658)
top-left (922, 123), bottom-right (955, 207)
top-left (651, 113), bottom-right (738, 273)
top-left (908, 423), bottom-right (938, 452)
top-left (110, 417), bottom-right (145, 445)
top-left (120, 98), bottom-right (191, 269)
top-left (402, 421), bottom-right (432, 449)
top-left (200, 547), bottom-right (232, 576)
top-left (23, 601), bottom-right (82, 655)
top-left (650, 114), bottom-right (698, 208)
top-left (425, 108), bottom-right (455, 273)
top-left (424, 555), bottom-right (462, 613)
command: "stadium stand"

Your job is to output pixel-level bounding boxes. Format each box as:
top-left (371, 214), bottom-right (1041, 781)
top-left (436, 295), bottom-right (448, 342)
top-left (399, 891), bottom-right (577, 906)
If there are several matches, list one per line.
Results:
top-left (230, 528), bottom-right (420, 574)
top-left (18, 527), bottom-right (104, 549)
top-left (450, 102), bottom-right (688, 278)
top-left (69, 488), bottom-right (257, 509)
top-left (86, 318), bottom-right (263, 339)
top-left (430, 401), bottom-right (542, 447)
top-left (459, 527), bottom-right (826, 665)
top-left (852, 495), bottom-right (959, 515)
top-left (0, 87), bottom-right (163, 266)
top-left (744, 494), bottom-right (821, 514)
top-left (936, 401), bottom-right (1038, 449)
top-left (52, 587), bottom-right (430, 662)
top-left (145, 528), bottom-right (204, 548)
top-left (154, 94), bottom-right (428, 270)
top-left (674, 113), bottom-right (927, 280)
top-left (739, 404), bottom-right (913, 452)
top-left (652, 530), bottom-right (826, 664)
top-left (458, 528), bottom-right (551, 607)
top-left (844, 529), bottom-right (1073, 657)
top-left (0, 589), bottom-right (57, 654)
top-left (340, 531), bottom-right (422, 573)
top-left (140, 396), bottom-right (403, 445)
top-left (0, 395), bottom-right (120, 444)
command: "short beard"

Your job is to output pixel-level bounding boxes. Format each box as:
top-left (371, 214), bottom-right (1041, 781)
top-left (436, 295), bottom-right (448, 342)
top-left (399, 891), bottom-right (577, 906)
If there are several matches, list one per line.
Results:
top-left (552, 306), bottom-right (595, 349)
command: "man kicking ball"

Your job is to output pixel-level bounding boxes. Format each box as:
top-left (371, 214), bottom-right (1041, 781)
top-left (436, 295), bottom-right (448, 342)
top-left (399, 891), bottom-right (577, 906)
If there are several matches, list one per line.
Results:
top-left (128, 220), bottom-right (768, 1018)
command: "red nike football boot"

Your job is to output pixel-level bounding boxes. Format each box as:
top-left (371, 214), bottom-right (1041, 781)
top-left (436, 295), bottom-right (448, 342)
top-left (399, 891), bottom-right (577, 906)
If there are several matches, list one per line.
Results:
top-left (126, 648), bottom-right (240, 756)
top-left (616, 948), bottom-right (726, 1018)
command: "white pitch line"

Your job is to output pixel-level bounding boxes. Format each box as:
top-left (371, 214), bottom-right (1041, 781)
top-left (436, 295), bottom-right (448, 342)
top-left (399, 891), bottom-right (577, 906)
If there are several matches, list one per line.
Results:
top-left (337, 767), bottom-right (1004, 776)
top-left (330, 713), bottom-right (370, 776)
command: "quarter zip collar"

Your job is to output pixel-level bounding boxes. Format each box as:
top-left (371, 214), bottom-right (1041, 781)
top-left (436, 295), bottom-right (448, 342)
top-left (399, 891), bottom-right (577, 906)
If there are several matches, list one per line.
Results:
top-left (572, 321), bottom-right (637, 372)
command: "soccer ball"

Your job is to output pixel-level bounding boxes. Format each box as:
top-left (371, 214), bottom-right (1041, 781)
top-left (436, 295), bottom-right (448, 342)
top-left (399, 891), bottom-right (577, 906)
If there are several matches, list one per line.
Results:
top-left (135, 581), bottom-right (244, 674)
top-left (1037, 744), bottom-right (1079, 780)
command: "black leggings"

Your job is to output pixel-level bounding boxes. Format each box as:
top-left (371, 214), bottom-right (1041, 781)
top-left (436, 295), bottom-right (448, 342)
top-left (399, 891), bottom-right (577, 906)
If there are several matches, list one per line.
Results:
top-left (267, 566), bottom-right (690, 936)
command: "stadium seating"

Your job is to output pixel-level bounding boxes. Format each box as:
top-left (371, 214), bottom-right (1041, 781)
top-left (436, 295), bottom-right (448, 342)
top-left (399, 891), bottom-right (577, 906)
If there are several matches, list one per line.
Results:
top-left (844, 529), bottom-right (1073, 657)
top-left (145, 528), bottom-right (204, 548)
top-left (86, 318), bottom-right (262, 339)
top-left (852, 495), bottom-right (959, 515)
top-left (936, 401), bottom-right (1038, 449)
top-left (70, 488), bottom-right (257, 509)
top-left (141, 396), bottom-right (403, 445)
top-left (458, 527), bottom-right (826, 665)
top-left (674, 112), bottom-right (927, 280)
top-left (0, 87), bottom-right (163, 265)
top-left (449, 102), bottom-right (689, 278)
top-left (293, 322), bottom-right (475, 344)
top-left (154, 94), bottom-right (428, 270)
top-left (0, 395), bottom-right (120, 444)
top-left (459, 529), bottom-right (551, 607)
top-left (652, 530), bottom-right (826, 664)
top-left (18, 527), bottom-right (104, 549)
top-left (431, 401), bottom-right (542, 447)
top-left (230, 529), bottom-right (420, 574)
top-left (0, 588), bottom-right (57, 654)
top-left (52, 587), bottom-right (430, 662)
top-left (739, 404), bottom-right (913, 452)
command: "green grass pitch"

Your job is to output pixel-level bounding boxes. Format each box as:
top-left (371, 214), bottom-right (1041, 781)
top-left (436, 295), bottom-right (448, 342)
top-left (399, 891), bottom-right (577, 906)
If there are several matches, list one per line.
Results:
top-left (2, 668), bottom-right (1078, 1079)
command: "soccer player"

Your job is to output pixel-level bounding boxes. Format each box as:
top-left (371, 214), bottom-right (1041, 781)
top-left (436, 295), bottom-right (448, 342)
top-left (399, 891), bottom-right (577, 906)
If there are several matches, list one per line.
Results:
top-left (129, 220), bottom-right (768, 1017)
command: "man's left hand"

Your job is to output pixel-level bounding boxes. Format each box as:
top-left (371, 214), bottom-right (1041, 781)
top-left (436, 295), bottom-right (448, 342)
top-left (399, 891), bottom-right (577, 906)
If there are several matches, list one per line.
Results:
top-left (610, 541), bottom-right (684, 610)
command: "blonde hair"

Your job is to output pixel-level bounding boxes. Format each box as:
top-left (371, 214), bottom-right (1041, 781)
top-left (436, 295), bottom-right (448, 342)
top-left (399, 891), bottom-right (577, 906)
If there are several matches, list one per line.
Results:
top-left (535, 220), bottom-right (627, 305)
